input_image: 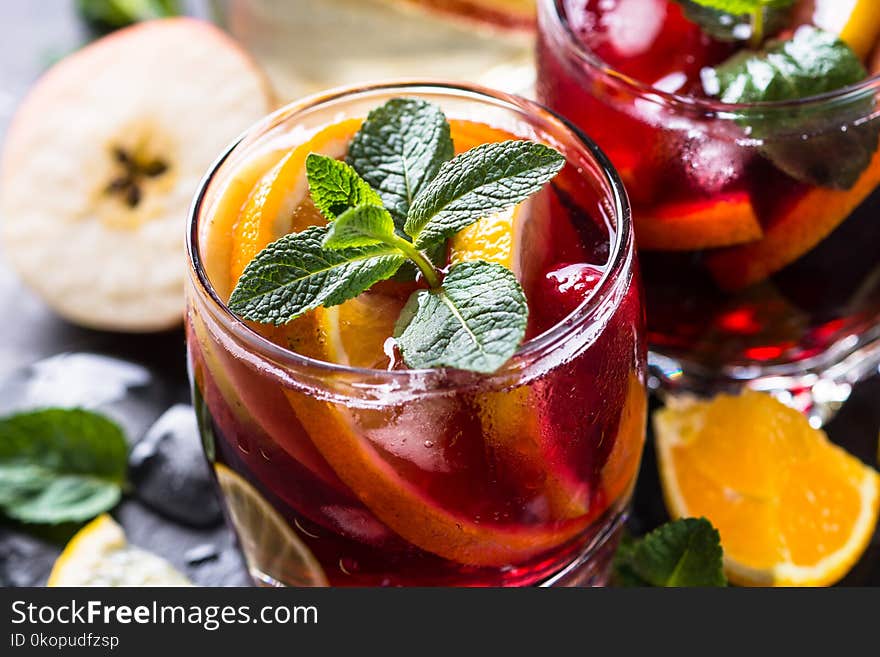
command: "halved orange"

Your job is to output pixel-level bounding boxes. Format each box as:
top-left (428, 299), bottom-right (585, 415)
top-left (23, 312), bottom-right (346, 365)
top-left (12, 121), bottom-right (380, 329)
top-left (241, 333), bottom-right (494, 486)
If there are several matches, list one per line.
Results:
top-left (634, 192), bottom-right (763, 251)
top-left (708, 147), bottom-right (880, 291)
top-left (655, 391), bottom-right (880, 586)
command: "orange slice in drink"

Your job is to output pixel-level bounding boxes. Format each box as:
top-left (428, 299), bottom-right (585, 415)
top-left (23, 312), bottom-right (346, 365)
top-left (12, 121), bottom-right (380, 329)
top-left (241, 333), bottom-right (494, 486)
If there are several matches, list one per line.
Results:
top-left (655, 391), bottom-right (880, 586)
top-left (804, 0), bottom-right (880, 59)
top-left (707, 148), bottom-right (880, 291)
top-left (633, 192), bottom-right (763, 251)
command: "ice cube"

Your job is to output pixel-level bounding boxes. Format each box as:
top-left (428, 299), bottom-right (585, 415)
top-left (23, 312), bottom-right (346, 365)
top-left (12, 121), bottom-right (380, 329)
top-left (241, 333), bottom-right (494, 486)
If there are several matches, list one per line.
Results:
top-left (129, 404), bottom-right (223, 528)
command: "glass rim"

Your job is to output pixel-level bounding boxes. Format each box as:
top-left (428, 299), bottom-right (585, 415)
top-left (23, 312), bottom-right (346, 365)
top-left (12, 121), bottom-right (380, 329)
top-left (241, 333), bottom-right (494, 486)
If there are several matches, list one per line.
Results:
top-left (186, 80), bottom-right (634, 383)
top-left (541, 0), bottom-right (880, 115)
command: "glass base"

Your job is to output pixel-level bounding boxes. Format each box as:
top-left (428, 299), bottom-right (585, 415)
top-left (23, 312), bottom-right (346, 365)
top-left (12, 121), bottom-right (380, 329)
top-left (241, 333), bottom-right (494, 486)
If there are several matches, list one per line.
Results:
top-left (649, 327), bottom-right (880, 427)
top-left (249, 508), bottom-right (628, 588)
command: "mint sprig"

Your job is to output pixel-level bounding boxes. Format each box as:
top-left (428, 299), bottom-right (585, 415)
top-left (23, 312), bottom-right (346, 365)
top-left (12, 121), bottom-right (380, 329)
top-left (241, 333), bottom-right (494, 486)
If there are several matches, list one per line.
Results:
top-left (228, 98), bottom-right (565, 372)
top-left (705, 26), bottom-right (877, 189)
top-left (0, 408), bottom-right (128, 524)
top-left (613, 518), bottom-right (727, 587)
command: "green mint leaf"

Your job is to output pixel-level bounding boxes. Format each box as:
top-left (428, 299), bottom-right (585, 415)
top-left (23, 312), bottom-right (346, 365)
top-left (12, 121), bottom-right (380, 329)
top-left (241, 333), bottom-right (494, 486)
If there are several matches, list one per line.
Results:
top-left (683, 0), bottom-right (793, 15)
top-left (323, 204), bottom-right (396, 249)
top-left (393, 261), bottom-right (528, 373)
top-left (229, 226), bottom-right (405, 325)
top-left (348, 98), bottom-right (454, 227)
top-left (0, 408), bottom-right (127, 524)
top-left (405, 140), bottom-right (565, 249)
top-left (613, 518), bottom-right (727, 587)
top-left (707, 26), bottom-right (877, 189)
top-left (77, 0), bottom-right (181, 29)
top-left (305, 153), bottom-right (383, 221)
top-left (674, 0), bottom-right (792, 42)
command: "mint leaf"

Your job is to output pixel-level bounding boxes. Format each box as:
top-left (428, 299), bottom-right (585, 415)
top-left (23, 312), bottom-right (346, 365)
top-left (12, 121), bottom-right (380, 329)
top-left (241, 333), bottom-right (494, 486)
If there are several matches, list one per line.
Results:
top-left (393, 261), bottom-right (528, 373)
top-left (674, 0), bottom-right (792, 41)
top-left (305, 154), bottom-right (383, 221)
top-left (0, 409), bottom-right (127, 524)
top-left (683, 0), bottom-right (792, 14)
top-left (405, 141), bottom-right (565, 248)
top-left (229, 226), bottom-right (405, 324)
top-left (77, 0), bottom-right (180, 29)
top-left (707, 26), bottom-right (877, 189)
top-left (348, 98), bottom-right (453, 226)
top-left (613, 518), bottom-right (727, 587)
top-left (323, 204), bottom-right (396, 249)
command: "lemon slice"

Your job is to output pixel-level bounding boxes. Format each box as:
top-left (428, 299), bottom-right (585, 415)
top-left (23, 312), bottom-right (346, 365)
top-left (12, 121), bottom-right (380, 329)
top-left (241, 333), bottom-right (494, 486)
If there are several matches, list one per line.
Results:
top-left (214, 464), bottom-right (328, 586)
top-left (48, 515), bottom-right (190, 586)
top-left (655, 391), bottom-right (880, 586)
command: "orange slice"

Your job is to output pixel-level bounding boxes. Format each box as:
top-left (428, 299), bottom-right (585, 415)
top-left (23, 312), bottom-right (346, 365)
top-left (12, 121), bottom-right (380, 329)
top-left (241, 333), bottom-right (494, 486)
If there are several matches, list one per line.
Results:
top-left (655, 391), bottom-right (880, 586)
top-left (284, 388), bottom-right (590, 566)
top-left (634, 192), bottom-right (763, 251)
top-left (708, 148), bottom-right (880, 291)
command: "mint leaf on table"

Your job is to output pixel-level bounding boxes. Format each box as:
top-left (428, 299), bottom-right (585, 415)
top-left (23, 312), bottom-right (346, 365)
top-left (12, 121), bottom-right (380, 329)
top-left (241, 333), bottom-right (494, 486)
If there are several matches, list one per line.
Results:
top-left (706, 26), bottom-right (878, 189)
top-left (323, 204), bottom-right (397, 249)
top-left (393, 261), bottom-right (528, 373)
top-left (0, 409), bottom-right (128, 524)
top-left (613, 518), bottom-right (727, 587)
top-left (405, 140), bottom-right (565, 248)
top-left (674, 0), bottom-right (793, 42)
top-left (306, 154), bottom-right (384, 221)
top-left (77, 0), bottom-right (180, 29)
top-left (228, 226), bottom-right (405, 324)
top-left (348, 98), bottom-right (454, 227)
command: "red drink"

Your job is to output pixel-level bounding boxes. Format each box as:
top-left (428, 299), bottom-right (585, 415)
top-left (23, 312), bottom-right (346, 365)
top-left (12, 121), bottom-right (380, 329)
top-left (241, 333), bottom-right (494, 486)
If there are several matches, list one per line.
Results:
top-left (186, 83), bottom-right (646, 586)
top-left (538, 0), bottom-right (880, 417)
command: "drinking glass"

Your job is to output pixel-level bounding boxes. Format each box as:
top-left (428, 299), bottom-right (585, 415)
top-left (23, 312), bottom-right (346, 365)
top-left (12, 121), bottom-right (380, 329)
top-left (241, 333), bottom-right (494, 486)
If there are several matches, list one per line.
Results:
top-left (537, 0), bottom-right (880, 423)
top-left (186, 82), bottom-right (646, 586)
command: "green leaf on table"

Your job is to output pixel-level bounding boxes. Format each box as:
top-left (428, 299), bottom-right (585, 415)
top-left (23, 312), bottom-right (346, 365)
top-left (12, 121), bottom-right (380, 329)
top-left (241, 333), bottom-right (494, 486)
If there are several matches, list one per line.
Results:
top-left (348, 98), bottom-right (454, 227)
top-left (393, 261), bottom-right (528, 373)
top-left (613, 518), bottom-right (727, 587)
top-left (405, 140), bottom-right (565, 248)
top-left (228, 226), bottom-right (405, 324)
top-left (0, 409), bottom-right (128, 524)
top-left (323, 204), bottom-right (397, 249)
top-left (674, 0), bottom-right (793, 42)
top-left (706, 26), bottom-right (877, 189)
top-left (305, 154), bottom-right (383, 221)
top-left (77, 0), bottom-right (181, 29)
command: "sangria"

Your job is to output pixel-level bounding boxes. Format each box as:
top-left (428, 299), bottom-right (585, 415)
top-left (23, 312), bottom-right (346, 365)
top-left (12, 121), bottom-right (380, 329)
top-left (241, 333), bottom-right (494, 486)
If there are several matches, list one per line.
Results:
top-left (538, 0), bottom-right (880, 416)
top-left (185, 83), bottom-right (645, 586)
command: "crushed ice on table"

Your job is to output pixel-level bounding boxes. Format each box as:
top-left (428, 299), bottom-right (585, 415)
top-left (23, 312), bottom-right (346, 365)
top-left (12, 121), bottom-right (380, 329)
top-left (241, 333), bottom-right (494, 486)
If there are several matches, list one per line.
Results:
top-left (129, 404), bottom-right (223, 528)
top-left (0, 352), bottom-right (171, 442)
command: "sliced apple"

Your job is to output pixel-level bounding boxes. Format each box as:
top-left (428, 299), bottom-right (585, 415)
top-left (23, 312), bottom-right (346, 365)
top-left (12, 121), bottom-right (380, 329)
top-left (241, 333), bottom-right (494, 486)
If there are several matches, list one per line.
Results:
top-left (633, 192), bottom-right (763, 251)
top-left (0, 18), bottom-right (274, 331)
top-left (708, 148), bottom-right (880, 291)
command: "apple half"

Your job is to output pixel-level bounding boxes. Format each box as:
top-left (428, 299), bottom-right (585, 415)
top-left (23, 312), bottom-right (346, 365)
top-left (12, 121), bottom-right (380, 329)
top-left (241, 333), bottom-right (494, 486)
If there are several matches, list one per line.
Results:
top-left (0, 18), bottom-right (274, 331)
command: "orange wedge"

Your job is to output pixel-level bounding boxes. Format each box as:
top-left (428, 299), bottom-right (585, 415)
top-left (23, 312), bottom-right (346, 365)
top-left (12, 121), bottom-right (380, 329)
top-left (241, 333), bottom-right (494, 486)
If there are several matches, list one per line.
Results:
top-left (634, 192), bottom-right (763, 251)
top-left (655, 391), bottom-right (880, 586)
top-left (708, 148), bottom-right (880, 291)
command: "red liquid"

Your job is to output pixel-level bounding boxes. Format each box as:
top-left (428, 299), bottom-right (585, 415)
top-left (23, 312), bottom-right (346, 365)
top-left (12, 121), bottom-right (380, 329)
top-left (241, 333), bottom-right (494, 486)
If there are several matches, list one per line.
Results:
top-left (538, 0), bottom-right (880, 371)
top-left (188, 167), bottom-right (645, 586)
